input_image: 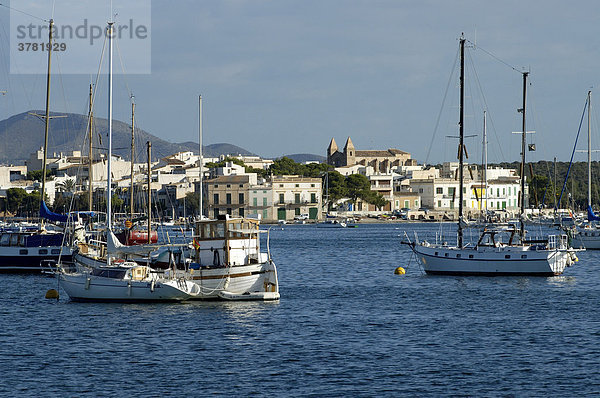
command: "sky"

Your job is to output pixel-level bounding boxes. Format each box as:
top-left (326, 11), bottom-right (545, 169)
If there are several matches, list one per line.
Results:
top-left (1, 0), bottom-right (600, 165)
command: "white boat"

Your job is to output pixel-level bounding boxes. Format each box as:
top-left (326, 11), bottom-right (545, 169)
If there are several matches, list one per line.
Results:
top-left (175, 216), bottom-right (280, 300)
top-left (59, 263), bottom-right (200, 302)
top-left (403, 36), bottom-right (579, 276)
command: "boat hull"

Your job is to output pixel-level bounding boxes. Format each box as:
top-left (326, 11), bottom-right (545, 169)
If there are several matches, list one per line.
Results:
top-left (59, 273), bottom-right (196, 302)
top-left (181, 261), bottom-right (279, 300)
top-left (0, 246), bottom-right (72, 272)
top-left (412, 244), bottom-right (569, 276)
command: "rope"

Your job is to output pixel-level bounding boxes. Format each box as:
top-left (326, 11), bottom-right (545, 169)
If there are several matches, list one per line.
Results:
top-left (466, 39), bottom-right (522, 75)
top-left (425, 46), bottom-right (459, 165)
top-left (0, 3), bottom-right (48, 22)
top-left (557, 96), bottom-right (588, 210)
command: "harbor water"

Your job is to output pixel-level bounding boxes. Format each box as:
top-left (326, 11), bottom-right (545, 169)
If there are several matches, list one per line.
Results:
top-left (1, 223), bottom-right (599, 396)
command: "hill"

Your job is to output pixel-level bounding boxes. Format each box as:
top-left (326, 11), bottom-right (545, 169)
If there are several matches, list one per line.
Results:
top-left (0, 111), bottom-right (256, 164)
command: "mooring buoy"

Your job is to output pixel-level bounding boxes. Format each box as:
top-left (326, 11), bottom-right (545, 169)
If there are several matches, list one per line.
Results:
top-left (45, 289), bottom-right (59, 299)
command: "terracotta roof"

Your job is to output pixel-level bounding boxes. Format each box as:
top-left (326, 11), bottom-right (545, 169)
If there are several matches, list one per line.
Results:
top-left (355, 149), bottom-right (409, 157)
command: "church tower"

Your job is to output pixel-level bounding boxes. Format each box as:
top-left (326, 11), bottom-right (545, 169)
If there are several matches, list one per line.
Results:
top-left (327, 138), bottom-right (338, 165)
top-left (344, 137), bottom-right (355, 166)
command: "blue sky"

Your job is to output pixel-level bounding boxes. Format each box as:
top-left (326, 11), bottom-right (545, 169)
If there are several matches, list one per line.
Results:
top-left (1, 0), bottom-right (600, 164)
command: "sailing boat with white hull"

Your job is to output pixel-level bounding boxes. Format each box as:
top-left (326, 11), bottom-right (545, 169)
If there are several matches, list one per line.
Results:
top-left (403, 36), bottom-right (578, 276)
top-left (59, 22), bottom-right (198, 302)
top-left (570, 90), bottom-right (600, 249)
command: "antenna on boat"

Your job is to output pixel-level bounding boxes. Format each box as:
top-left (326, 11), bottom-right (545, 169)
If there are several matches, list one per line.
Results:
top-left (107, 20), bottom-right (114, 265)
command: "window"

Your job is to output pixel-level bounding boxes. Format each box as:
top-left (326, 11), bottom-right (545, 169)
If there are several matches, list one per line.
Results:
top-left (214, 184), bottom-right (218, 188)
top-left (239, 184), bottom-right (244, 188)
top-left (279, 193), bottom-right (284, 203)
top-left (436, 187), bottom-right (443, 194)
top-left (295, 193), bottom-right (300, 204)
top-left (295, 184), bottom-right (299, 188)
top-left (227, 208), bottom-right (232, 215)
top-left (263, 198), bottom-right (267, 206)
top-left (239, 208), bottom-right (244, 217)
top-left (253, 198), bottom-right (258, 206)
top-left (295, 208), bottom-right (300, 216)
top-left (213, 193), bottom-right (219, 204)
top-left (521, 255), bottom-right (527, 259)
top-left (239, 193), bottom-right (244, 204)
top-left (226, 193), bottom-right (232, 204)
top-left (279, 184), bottom-right (284, 187)
top-left (51, 249), bottom-right (60, 255)
top-left (505, 255), bottom-right (510, 259)
top-left (226, 184), bottom-right (231, 188)
top-left (404, 200), bottom-right (409, 208)
top-left (419, 188), bottom-right (424, 193)
top-left (39, 249), bottom-right (48, 255)
top-left (438, 200), bottom-right (442, 208)
top-left (20, 249), bottom-right (28, 255)
top-left (468, 254), bottom-right (474, 259)
top-left (448, 187), bottom-right (455, 196)
top-left (311, 193), bottom-right (317, 203)
top-left (263, 190), bottom-right (267, 194)
top-left (213, 208), bottom-right (219, 218)
top-left (263, 209), bottom-right (268, 219)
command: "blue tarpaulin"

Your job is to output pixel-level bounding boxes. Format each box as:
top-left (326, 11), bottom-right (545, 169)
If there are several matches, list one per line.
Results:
top-left (39, 200), bottom-right (69, 223)
top-left (587, 205), bottom-right (600, 222)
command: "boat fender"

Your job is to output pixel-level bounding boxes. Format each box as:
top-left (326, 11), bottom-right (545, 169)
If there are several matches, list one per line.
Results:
top-left (45, 289), bottom-right (59, 299)
top-left (394, 267), bottom-right (406, 275)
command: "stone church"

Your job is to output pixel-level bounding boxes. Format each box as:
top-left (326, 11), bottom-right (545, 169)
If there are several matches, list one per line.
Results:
top-left (326, 137), bottom-right (417, 172)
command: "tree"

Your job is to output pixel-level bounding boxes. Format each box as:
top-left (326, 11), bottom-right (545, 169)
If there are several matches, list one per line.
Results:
top-left (185, 191), bottom-right (200, 215)
top-left (364, 191), bottom-right (389, 210)
top-left (345, 174), bottom-right (371, 205)
top-left (324, 171), bottom-right (348, 209)
top-left (6, 188), bottom-right (27, 213)
top-left (205, 157), bottom-right (246, 169)
top-left (27, 169), bottom-right (54, 182)
top-left (56, 179), bottom-right (76, 193)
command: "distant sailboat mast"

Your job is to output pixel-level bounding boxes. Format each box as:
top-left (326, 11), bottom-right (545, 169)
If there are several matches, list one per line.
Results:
top-left (458, 36), bottom-right (465, 247)
top-left (198, 94), bottom-right (203, 219)
top-left (40, 19), bottom-right (54, 229)
top-left (519, 71), bottom-right (529, 240)
top-left (130, 96), bottom-right (135, 220)
top-left (106, 21), bottom-right (114, 264)
top-left (587, 90), bottom-right (592, 209)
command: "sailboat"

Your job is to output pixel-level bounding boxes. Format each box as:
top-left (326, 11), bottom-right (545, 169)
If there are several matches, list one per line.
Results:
top-left (59, 21), bottom-right (198, 301)
top-left (569, 91), bottom-right (600, 249)
top-left (0, 19), bottom-right (72, 272)
top-left (403, 36), bottom-right (579, 276)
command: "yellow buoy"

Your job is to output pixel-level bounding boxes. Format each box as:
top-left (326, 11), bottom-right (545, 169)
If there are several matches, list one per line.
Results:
top-left (45, 289), bottom-right (59, 299)
top-left (394, 267), bottom-right (406, 275)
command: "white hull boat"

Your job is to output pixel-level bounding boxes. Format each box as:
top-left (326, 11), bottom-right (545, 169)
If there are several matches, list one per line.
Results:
top-left (409, 233), bottom-right (575, 276)
top-left (59, 264), bottom-right (200, 302)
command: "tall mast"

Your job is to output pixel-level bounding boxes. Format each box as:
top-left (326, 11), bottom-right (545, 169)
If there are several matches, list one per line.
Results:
top-left (588, 90), bottom-right (592, 208)
top-left (458, 36), bottom-right (465, 247)
top-left (483, 110), bottom-right (488, 212)
top-left (106, 21), bottom-right (113, 264)
top-left (130, 97), bottom-right (135, 220)
top-left (147, 141), bottom-right (152, 242)
top-left (519, 71), bottom-right (529, 239)
top-left (88, 84), bottom-right (94, 214)
top-left (40, 19), bottom-right (54, 226)
top-left (198, 95), bottom-right (203, 219)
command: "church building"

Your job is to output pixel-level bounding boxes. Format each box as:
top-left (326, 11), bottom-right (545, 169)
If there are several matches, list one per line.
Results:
top-left (326, 137), bottom-right (417, 172)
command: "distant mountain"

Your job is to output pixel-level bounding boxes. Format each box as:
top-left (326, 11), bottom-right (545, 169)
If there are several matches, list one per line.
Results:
top-left (0, 111), bottom-right (255, 164)
top-left (283, 153), bottom-right (326, 163)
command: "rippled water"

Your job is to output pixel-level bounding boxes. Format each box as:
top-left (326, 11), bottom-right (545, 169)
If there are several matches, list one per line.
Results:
top-left (1, 223), bottom-right (599, 396)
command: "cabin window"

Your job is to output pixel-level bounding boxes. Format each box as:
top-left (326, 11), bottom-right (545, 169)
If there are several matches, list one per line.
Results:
top-left (444, 253), bottom-right (449, 257)
top-left (456, 254), bottom-right (461, 258)
top-left (505, 255), bottom-right (510, 259)
top-left (469, 254), bottom-right (474, 259)
top-left (39, 249), bottom-right (48, 255)
top-left (51, 249), bottom-right (60, 255)
top-left (434, 252), bottom-right (438, 256)
top-left (521, 255), bottom-right (527, 259)
top-left (0, 234), bottom-right (9, 246)
top-left (10, 234), bottom-right (19, 246)
top-left (19, 249), bottom-right (28, 255)
top-left (203, 224), bottom-right (210, 239)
